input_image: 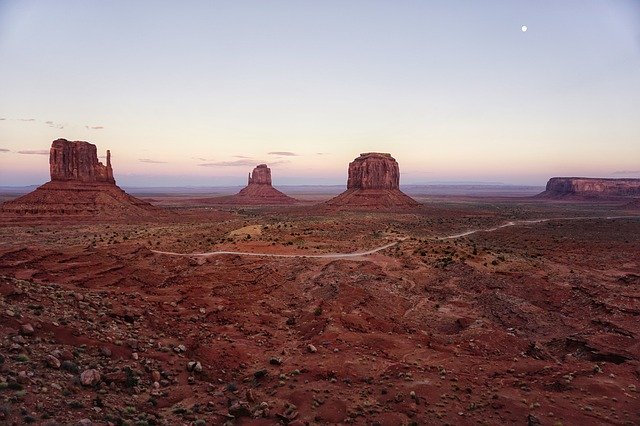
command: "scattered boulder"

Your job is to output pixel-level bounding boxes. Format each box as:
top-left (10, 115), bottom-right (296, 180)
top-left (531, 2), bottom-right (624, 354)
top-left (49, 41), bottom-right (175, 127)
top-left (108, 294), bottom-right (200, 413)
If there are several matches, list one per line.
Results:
top-left (80, 369), bottom-right (101, 386)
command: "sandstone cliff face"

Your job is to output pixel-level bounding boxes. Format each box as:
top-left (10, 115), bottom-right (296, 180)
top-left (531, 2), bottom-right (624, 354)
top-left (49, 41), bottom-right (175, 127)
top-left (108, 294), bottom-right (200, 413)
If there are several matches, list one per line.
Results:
top-left (542, 177), bottom-right (640, 197)
top-left (347, 153), bottom-right (400, 190)
top-left (2, 139), bottom-right (161, 218)
top-left (247, 164), bottom-right (272, 186)
top-left (50, 139), bottom-right (115, 184)
top-left (327, 153), bottom-right (419, 209)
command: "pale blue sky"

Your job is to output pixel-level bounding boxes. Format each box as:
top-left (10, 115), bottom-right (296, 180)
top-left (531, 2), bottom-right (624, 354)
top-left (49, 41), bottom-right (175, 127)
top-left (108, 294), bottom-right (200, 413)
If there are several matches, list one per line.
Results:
top-left (1, 1), bottom-right (639, 186)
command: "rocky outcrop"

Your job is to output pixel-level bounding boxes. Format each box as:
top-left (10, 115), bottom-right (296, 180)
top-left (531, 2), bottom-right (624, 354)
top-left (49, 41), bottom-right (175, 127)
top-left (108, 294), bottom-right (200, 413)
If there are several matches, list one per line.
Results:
top-left (326, 153), bottom-right (419, 210)
top-left (50, 139), bottom-right (115, 183)
top-left (539, 177), bottom-right (640, 198)
top-left (347, 153), bottom-right (400, 190)
top-left (1, 139), bottom-right (162, 219)
top-left (247, 164), bottom-right (272, 186)
top-left (211, 164), bottom-right (297, 205)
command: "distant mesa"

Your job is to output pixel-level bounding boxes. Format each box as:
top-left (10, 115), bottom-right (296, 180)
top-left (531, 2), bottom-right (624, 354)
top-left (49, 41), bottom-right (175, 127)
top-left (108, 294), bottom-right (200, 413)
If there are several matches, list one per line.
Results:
top-left (1, 139), bottom-right (161, 218)
top-left (214, 164), bottom-right (297, 205)
top-left (326, 152), bottom-right (420, 209)
top-left (538, 177), bottom-right (640, 199)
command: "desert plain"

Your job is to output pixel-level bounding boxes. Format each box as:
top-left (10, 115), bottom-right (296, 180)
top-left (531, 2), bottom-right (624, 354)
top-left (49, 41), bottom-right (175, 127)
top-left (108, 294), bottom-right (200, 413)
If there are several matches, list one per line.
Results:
top-left (0, 187), bottom-right (639, 425)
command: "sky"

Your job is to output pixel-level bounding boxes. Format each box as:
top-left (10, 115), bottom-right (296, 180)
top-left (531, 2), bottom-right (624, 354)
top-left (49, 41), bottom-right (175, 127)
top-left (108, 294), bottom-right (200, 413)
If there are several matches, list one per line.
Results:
top-left (0, 0), bottom-right (639, 186)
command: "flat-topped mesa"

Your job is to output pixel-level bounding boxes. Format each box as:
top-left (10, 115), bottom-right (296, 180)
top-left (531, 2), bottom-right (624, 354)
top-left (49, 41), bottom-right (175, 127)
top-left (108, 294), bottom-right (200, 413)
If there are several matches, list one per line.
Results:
top-left (50, 139), bottom-right (115, 184)
top-left (347, 153), bottom-right (399, 190)
top-left (247, 164), bottom-right (272, 185)
top-left (326, 152), bottom-right (419, 209)
top-left (542, 177), bottom-right (640, 197)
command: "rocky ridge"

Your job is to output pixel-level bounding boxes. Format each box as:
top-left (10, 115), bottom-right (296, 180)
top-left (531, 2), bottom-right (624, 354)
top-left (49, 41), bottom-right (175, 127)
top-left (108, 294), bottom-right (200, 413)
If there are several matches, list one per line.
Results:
top-left (539, 177), bottom-right (640, 198)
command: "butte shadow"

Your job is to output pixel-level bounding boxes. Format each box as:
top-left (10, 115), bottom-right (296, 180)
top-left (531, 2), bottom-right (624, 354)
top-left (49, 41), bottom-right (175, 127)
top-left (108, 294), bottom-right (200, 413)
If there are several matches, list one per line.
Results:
top-left (1, 139), bottom-right (163, 220)
top-left (324, 152), bottom-right (421, 211)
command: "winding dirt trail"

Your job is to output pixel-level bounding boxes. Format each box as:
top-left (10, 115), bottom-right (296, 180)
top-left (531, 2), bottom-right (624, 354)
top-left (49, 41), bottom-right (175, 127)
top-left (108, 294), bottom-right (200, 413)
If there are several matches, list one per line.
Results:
top-left (151, 215), bottom-right (639, 260)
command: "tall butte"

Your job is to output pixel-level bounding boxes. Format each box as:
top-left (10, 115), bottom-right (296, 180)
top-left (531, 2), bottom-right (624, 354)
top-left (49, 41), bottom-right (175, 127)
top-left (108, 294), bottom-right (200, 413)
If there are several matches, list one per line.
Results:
top-left (215, 164), bottom-right (297, 204)
top-left (326, 153), bottom-right (419, 209)
top-left (1, 139), bottom-right (161, 218)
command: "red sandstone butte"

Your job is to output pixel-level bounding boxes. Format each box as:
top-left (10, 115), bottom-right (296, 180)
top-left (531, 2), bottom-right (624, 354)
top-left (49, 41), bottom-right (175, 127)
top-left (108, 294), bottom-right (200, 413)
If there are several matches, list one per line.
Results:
top-left (326, 153), bottom-right (420, 209)
top-left (49, 139), bottom-right (115, 183)
top-left (1, 139), bottom-right (161, 218)
top-left (216, 164), bottom-right (297, 205)
top-left (538, 177), bottom-right (640, 198)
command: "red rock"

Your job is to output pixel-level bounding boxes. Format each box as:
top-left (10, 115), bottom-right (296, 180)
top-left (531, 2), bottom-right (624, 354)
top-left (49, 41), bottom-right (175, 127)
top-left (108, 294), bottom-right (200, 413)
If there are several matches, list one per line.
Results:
top-left (50, 139), bottom-right (115, 183)
top-left (211, 164), bottom-right (297, 205)
top-left (80, 369), bottom-right (101, 386)
top-left (1, 139), bottom-right (164, 219)
top-left (539, 177), bottom-right (640, 198)
top-left (20, 323), bottom-right (35, 336)
top-left (347, 152), bottom-right (400, 190)
top-left (326, 153), bottom-right (419, 209)
top-left (247, 164), bottom-right (272, 185)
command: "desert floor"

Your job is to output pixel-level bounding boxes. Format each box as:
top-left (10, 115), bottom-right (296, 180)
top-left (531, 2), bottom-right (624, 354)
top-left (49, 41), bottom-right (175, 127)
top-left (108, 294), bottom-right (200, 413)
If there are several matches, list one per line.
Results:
top-left (0, 194), bottom-right (638, 425)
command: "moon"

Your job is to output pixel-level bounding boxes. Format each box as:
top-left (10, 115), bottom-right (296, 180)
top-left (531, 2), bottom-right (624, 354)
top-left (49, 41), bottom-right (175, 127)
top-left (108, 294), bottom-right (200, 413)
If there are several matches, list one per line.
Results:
top-left (521, 25), bottom-right (528, 32)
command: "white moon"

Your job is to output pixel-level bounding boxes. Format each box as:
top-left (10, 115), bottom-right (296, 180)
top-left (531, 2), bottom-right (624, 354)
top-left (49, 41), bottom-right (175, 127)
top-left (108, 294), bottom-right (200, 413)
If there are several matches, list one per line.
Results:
top-left (521, 25), bottom-right (528, 32)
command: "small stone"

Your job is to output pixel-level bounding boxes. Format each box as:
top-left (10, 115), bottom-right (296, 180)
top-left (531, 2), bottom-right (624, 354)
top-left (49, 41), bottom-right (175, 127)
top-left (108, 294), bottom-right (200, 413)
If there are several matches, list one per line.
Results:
top-left (254, 369), bottom-right (268, 379)
top-left (269, 357), bottom-right (282, 365)
top-left (77, 419), bottom-right (92, 426)
top-left (187, 361), bottom-right (202, 372)
top-left (151, 370), bottom-right (161, 382)
top-left (229, 401), bottom-right (251, 417)
top-left (174, 344), bottom-right (186, 353)
top-left (80, 369), bottom-right (101, 386)
top-left (307, 344), bottom-right (317, 353)
top-left (45, 355), bottom-right (61, 369)
top-left (99, 346), bottom-right (112, 357)
top-left (132, 352), bottom-right (139, 360)
top-left (61, 360), bottom-right (80, 374)
top-left (20, 323), bottom-right (35, 336)
top-left (17, 371), bottom-right (31, 384)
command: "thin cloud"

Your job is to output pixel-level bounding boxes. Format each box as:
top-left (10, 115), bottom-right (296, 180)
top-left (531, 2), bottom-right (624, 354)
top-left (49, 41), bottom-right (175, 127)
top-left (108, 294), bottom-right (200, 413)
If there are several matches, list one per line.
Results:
top-left (268, 151), bottom-right (298, 156)
top-left (18, 149), bottom-right (49, 155)
top-left (192, 157), bottom-right (208, 162)
top-left (85, 125), bottom-right (104, 130)
top-left (45, 120), bottom-right (65, 129)
top-left (611, 170), bottom-right (640, 175)
top-left (199, 159), bottom-right (257, 167)
top-left (0, 118), bottom-right (6, 120)
top-left (233, 155), bottom-right (251, 159)
top-left (139, 158), bottom-right (167, 164)
top-left (0, 148), bottom-right (10, 152)
top-left (18, 118), bottom-right (36, 122)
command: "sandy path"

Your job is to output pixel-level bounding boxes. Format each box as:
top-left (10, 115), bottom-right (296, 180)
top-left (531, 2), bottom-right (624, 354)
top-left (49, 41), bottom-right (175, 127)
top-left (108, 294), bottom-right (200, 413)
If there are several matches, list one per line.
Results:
top-left (151, 215), bottom-right (639, 259)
